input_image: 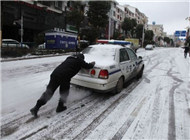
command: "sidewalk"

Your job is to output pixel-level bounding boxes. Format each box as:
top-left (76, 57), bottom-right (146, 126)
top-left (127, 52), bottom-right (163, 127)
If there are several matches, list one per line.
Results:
top-left (1, 52), bottom-right (74, 62)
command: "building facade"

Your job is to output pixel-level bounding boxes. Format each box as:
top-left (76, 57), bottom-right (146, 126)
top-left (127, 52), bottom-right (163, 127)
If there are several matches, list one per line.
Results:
top-left (113, 4), bottom-right (148, 35)
top-left (2, 1), bottom-right (67, 44)
top-left (1, 0), bottom-right (148, 45)
top-left (148, 23), bottom-right (164, 39)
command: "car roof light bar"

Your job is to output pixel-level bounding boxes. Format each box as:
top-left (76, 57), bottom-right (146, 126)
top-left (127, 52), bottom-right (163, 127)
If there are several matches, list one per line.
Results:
top-left (96, 39), bottom-right (131, 45)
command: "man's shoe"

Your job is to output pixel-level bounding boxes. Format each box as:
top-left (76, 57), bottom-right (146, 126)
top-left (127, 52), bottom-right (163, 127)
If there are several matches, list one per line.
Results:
top-left (56, 106), bottom-right (67, 113)
top-left (30, 107), bottom-right (39, 118)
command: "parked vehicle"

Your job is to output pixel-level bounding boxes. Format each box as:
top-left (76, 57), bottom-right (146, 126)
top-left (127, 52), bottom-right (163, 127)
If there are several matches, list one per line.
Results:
top-left (145, 44), bottom-right (154, 50)
top-left (38, 43), bottom-right (46, 49)
top-left (2, 39), bottom-right (29, 49)
top-left (45, 31), bottom-right (78, 49)
top-left (71, 44), bottom-right (144, 93)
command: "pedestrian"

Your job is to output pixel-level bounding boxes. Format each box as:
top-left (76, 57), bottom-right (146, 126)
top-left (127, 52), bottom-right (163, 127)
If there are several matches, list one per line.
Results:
top-left (184, 45), bottom-right (190, 58)
top-left (30, 53), bottom-right (95, 118)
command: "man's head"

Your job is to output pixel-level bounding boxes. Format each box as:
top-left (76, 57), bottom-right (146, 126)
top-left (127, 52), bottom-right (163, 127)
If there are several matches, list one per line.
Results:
top-left (76, 54), bottom-right (84, 60)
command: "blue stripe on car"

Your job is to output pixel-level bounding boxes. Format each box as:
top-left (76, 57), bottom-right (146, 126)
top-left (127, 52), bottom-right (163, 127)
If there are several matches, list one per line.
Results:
top-left (109, 69), bottom-right (121, 75)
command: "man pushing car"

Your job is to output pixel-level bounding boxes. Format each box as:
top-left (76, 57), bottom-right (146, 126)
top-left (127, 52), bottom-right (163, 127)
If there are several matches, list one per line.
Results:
top-left (30, 53), bottom-right (95, 118)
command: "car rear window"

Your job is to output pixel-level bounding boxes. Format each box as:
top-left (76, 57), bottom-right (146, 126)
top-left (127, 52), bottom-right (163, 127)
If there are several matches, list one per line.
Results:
top-left (82, 47), bottom-right (115, 57)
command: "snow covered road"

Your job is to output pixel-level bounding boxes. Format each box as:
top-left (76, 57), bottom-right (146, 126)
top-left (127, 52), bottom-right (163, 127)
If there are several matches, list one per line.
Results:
top-left (1, 47), bottom-right (190, 139)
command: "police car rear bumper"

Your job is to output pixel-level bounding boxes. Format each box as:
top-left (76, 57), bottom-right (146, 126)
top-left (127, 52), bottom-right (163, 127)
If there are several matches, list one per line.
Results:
top-left (71, 75), bottom-right (117, 93)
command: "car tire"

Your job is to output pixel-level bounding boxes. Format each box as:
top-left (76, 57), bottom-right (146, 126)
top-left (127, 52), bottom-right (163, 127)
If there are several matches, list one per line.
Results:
top-left (115, 77), bottom-right (124, 94)
top-left (136, 66), bottom-right (144, 79)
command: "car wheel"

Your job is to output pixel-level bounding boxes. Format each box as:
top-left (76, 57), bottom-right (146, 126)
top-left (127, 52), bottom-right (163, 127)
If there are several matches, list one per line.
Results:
top-left (115, 77), bottom-right (124, 94)
top-left (136, 66), bottom-right (144, 79)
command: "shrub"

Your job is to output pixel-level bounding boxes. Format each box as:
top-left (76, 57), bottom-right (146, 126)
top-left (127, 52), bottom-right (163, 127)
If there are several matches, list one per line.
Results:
top-left (1, 47), bottom-right (32, 58)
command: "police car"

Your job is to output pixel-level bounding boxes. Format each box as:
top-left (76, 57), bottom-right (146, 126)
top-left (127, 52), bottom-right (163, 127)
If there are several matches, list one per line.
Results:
top-left (71, 42), bottom-right (144, 93)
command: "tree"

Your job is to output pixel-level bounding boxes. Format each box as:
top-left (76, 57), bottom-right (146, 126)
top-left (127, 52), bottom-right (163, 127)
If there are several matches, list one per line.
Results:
top-left (131, 19), bottom-right (137, 38)
top-left (144, 30), bottom-right (154, 46)
top-left (87, 1), bottom-right (111, 43)
top-left (136, 24), bottom-right (144, 39)
top-left (66, 1), bottom-right (85, 33)
top-left (88, 1), bottom-right (111, 29)
top-left (164, 37), bottom-right (170, 44)
top-left (170, 38), bottom-right (174, 46)
top-left (145, 30), bottom-right (154, 41)
top-left (121, 18), bottom-right (132, 37)
top-left (121, 18), bottom-right (137, 38)
top-left (158, 36), bottom-right (163, 41)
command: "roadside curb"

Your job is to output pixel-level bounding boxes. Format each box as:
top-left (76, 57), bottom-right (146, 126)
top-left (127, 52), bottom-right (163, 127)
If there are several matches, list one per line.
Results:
top-left (1, 53), bottom-right (73, 62)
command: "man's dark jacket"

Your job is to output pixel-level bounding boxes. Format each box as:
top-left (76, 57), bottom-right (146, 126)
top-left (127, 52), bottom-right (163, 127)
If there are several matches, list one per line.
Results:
top-left (51, 54), bottom-right (94, 81)
top-left (184, 46), bottom-right (190, 53)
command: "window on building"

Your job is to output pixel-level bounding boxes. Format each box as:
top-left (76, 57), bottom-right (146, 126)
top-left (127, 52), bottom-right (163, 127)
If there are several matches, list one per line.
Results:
top-left (114, 3), bottom-right (116, 8)
top-left (39, 1), bottom-right (51, 6)
top-left (113, 11), bottom-right (116, 17)
top-left (55, 1), bottom-right (58, 7)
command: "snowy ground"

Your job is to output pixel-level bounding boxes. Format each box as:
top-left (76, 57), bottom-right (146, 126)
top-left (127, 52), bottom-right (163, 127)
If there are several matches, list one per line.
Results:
top-left (1, 47), bottom-right (190, 139)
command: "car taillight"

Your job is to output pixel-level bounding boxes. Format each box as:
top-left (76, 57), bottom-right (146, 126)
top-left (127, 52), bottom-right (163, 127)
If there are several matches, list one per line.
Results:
top-left (90, 69), bottom-right (96, 76)
top-left (99, 70), bottom-right (109, 79)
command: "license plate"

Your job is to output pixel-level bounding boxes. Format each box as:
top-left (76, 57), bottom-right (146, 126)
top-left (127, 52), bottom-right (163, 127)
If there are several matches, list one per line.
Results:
top-left (80, 68), bottom-right (90, 74)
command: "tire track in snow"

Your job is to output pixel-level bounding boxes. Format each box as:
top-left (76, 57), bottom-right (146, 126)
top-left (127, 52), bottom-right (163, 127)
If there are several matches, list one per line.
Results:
top-left (0, 93), bottom-right (95, 138)
top-left (23, 94), bottom-right (108, 139)
top-left (19, 125), bottom-right (48, 140)
top-left (167, 65), bottom-right (184, 140)
top-left (111, 97), bottom-right (146, 140)
top-left (72, 52), bottom-right (167, 140)
top-left (111, 53), bottom-right (172, 139)
top-left (71, 80), bottom-right (143, 140)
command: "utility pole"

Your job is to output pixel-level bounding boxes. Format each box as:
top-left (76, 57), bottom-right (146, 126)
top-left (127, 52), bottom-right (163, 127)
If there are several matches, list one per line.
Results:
top-left (21, 10), bottom-right (23, 48)
top-left (108, 11), bottom-right (111, 40)
top-left (0, 1), bottom-right (2, 48)
top-left (142, 24), bottom-right (145, 47)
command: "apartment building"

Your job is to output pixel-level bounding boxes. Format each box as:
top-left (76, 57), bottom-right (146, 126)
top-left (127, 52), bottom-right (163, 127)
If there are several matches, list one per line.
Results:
top-left (148, 23), bottom-right (164, 39)
top-left (112, 4), bottom-right (148, 33)
top-left (123, 5), bottom-right (148, 25)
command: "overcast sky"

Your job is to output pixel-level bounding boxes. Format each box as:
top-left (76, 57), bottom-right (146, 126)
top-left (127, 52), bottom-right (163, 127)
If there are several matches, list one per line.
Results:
top-left (117, 0), bottom-right (190, 35)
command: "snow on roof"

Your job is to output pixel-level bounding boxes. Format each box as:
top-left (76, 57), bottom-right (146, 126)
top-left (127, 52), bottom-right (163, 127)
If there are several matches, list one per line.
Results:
top-left (90, 44), bottom-right (123, 49)
top-left (124, 5), bottom-right (136, 13)
top-left (117, 5), bottom-right (125, 11)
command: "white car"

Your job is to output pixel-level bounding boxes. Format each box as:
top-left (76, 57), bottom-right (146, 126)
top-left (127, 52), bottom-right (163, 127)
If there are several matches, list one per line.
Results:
top-left (145, 44), bottom-right (154, 50)
top-left (38, 43), bottom-right (46, 49)
top-left (71, 44), bottom-right (144, 93)
top-left (2, 39), bottom-right (29, 49)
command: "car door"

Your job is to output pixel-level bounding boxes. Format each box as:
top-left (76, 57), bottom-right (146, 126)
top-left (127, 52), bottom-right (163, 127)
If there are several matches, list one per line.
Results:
top-left (119, 48), bottom-right (132, 81)
top-left (126, 48), bottom-right (138, 77)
